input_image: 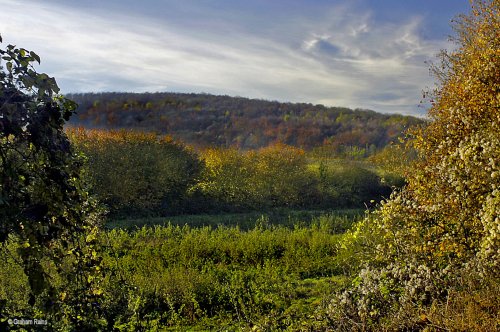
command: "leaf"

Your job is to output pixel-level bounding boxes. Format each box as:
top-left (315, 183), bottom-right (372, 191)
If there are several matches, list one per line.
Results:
top-left (50, 77), bottom-right (60, 93)
top-left (30, 51), bottom-right (40, 64)
top-left (92, 288), bottom-right (103, 296)
top-left (86, 232), bottom-right (96, 243)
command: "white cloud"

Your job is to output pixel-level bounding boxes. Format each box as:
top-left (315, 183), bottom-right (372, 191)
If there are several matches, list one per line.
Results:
top-left (0, 0), bottom-right (450, 116)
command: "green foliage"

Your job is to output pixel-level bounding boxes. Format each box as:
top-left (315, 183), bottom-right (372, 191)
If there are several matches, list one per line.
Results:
top-left (316, 163), bottom-right (393, 207)
top-left (193, 147), bottom-right (251, 211)
top-left (191, 145), bottom-right (314, 211)
top-left (194, 146), bottom-right (398, 213)
top-left (68, 128), bottom-right (202, 217)
top-left (195, 144), bottom-right (321, 211)
top-left (69, 126), bottom-right (400, 217)
top-left (248, 144), bottom-right (316, 207)
top-left (0, 39), bottom-right (104, 329)
top-left (0, 215), bottom-right (358, 330)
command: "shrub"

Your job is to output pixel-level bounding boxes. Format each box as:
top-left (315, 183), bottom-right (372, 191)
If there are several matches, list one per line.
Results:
top-left (68, 128), bottom-right (202, 216)
top-left (317, 162), bottom-right (394, 208)
top-left (195, 144), bottom-right (316, 211)
top-left (0, 39), bottom-right (104, 330)
top-left (321, 1), bottom-right (500, 330)
top-left (247, 143), bottom-right (317, 208)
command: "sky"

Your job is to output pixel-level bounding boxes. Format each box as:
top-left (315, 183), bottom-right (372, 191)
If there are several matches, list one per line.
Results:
top-left (0, 0), bottom-right (470, 117)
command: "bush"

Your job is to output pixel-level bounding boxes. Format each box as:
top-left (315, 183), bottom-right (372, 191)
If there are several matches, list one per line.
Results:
top-left (68, 128), bottom-right (202, 216)
top-left (247, 144), bottom-right (317, 208)
top-left (320, 1), bottom-right (500, 330)
top-left (317, 162), bottom-right (394, 208)
top-left (192, 147), bottom-right (251, 211)
top-left (195, 144), bottom-right (317, 211)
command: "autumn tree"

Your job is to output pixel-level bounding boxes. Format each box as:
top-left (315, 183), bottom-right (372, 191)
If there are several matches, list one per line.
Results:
top-left (323, 1), bottom-right (500, 330)
top-left (68, 128), bottom-right (202, 216)
top-left (247, 144), bottom-right (313, 208)
top-left (402, 0), bottom-right (500, 265)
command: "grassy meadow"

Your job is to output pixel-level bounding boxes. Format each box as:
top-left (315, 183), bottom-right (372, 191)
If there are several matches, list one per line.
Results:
top-left (2, 128), bottom-right (386, 330)
top-left (1, 212), bottom-right (365, 331)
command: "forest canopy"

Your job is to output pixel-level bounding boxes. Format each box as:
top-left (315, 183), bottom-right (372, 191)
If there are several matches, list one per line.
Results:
top-left (67, 92), bottom-right (424, 152)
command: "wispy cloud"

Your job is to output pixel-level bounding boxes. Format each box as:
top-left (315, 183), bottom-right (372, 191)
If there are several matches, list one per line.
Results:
top-left (0, 0), bottom-right (453, 116)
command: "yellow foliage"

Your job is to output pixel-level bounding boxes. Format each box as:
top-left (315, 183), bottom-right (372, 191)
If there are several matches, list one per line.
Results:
top-left (196, 144), bottom-right (311, 209)
top-left (371, 0), bottom-right (500, 267)
top-left (67, 127), bottom-right (200, 215)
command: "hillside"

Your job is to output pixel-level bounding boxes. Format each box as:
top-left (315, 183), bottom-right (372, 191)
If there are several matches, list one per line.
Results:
top-left (67, 92), bottom-right (424, 151)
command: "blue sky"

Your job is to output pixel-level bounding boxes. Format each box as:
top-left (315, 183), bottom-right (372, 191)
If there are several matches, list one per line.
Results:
top-left (0, 0), bottom-right (470, 116)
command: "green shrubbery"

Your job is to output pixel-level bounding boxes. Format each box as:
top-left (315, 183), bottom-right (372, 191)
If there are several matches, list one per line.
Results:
top-left (1, 216), bottom-right (356, 330)
top-left (69, 130), bottom-right (398, 217)
top-left (68, 128), bottom-right (202, 217)
top-left (194, 144), bottom-right (318, 211)
top-left (0, 37), bottom-right (104, 330)
top-left (317, 163), bottom-right (395, 208)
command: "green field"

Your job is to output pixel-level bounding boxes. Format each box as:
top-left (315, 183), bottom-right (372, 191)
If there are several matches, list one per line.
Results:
top-left (1, 212), bottom-right (363, 331)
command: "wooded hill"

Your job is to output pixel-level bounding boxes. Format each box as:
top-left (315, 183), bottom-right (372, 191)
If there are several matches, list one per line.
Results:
top-left (67, 92), bottom-right (424, 151)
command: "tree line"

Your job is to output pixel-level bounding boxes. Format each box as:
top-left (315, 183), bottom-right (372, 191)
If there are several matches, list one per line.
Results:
top-left (68, 128), bottom-right (402, 218)
top-left (67, 92), bottom-right (424, 153)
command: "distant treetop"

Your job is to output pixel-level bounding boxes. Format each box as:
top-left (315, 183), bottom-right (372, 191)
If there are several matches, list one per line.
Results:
top-left (67, 92), bottom-right (424, 151)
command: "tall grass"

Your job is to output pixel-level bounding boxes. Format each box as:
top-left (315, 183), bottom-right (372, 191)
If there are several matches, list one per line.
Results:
top-left (105, 208), bottom-right (364, 231)
top-left (1, 213), bottom-right (360, 330)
